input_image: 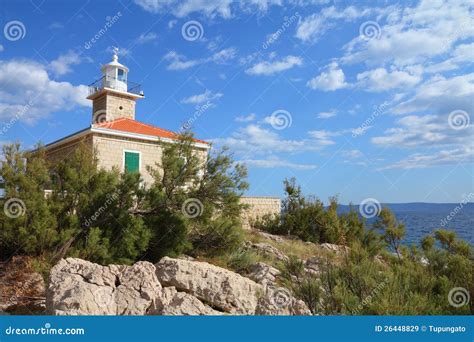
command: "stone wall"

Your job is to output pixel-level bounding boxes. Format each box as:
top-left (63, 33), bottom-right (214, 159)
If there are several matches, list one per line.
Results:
top-left (45, 136), bottom-right (93, 165)
top-left (92, 134), bottom-right (207, 186)
top-left (240, 196), bottom-right (281, 229)
top-left (92, 92), bottom-right (136, 121)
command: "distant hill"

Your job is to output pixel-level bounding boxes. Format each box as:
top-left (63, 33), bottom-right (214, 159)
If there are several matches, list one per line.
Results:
top-left (338, 202), bottom-right (474, 213)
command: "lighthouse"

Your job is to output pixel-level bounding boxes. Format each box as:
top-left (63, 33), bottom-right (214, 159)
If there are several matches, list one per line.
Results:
top-left (87, 48), bottom-right (144, 123)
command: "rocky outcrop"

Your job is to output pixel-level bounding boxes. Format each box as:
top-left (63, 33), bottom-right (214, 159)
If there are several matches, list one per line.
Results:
top-left (155, 257), bottom-right (310, 315)
top-left (155, 257), bottom-right (262, 314)
top-left (247, 262), bottom-right (281, 285)
top-left (46, 257), bottom-right (310, 316)
top-left (150, 287), bottom-right (221, 315)
top-left (47, 258), bottom-right (161, 315)
top-left (244, 242), bottom-right (289, 262)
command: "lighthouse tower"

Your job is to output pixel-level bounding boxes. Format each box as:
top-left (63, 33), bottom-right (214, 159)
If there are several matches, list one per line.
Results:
top-left (87, 48), bottom-right (144, 123)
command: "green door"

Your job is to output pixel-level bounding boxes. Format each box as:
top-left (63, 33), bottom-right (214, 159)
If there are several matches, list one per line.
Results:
top-left (124, 151), bottom-right (140, 173)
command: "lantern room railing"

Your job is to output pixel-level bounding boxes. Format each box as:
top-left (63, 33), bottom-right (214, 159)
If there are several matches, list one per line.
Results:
top-left (88, 76), bottom-right (143, 96)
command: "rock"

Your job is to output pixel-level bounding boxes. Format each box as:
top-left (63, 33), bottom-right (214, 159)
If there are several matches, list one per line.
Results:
top-left (256, 285), bottom-right (311, 315)
top-left (0, 256), bottom-right (45, 315)
top-left (244, 242), bottom-right (289, 262)
top-left (255, 230), bottom-right (285, 243)
top-left (47, 258), bottom-right (161, 315)
top-left (319, 243), bottom-right (349, 254)
top-left (155, 257), bottom-right (310, 316)
top-left (155, 257), bottom-right (261, 314)
top-left (304, 256), bottom-right (322, 275)
top-left (247, 262), bottom-right (280, 285)
top-left (150, 287), bottom-right (221, 316)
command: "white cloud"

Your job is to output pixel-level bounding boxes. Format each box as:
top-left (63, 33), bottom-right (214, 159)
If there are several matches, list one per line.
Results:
top-left (307, 62), bottom-right (348, 91)
top-left (48, 51), bottom-right (82, 76)
top-left (137, 32), bottom-right (157, 44)
top-left (134, 0), bottom-right (284, 18)
top-left (295, 5), bottom-right (376, 43)
top-left (242, 156), bottom-right (317, 170)
top-left (245, 55), bottom-right (302, 76)
top-left (393, 73), bottom-right (474, 116)
top-left (378, 146), bottom-right (474, 170)
top-left (163, 48), bottom-right (236, 71)
top-left (372, 114), bottom-right (473, 148)
top-left (342, 1), bottom-right (474, 66)
top-left (317, 110), bottom-right (336, 119)
top-left (235, 113), bottom-right (256, 122)
top-left (181, 89), bottom-right (223, 105)
top-left (0, 60), bottom-right (89, 124)
top-left (356, 67), bottom-right (422, 92)
top-left (308, 129), bottom-right (339, 146)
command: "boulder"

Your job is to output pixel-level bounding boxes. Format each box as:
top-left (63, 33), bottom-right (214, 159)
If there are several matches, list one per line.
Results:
top-left (247, 262), bottom-right (280, 285)
top-left (47, 258), bottom-right (161, 315)
top-left (319, 243), bottom-right (349, 254)
top-left (256, 285), bottom-right (311, 315)
top-left (151, 287), bottom-right (221, 316)
top-left (244, 242), bottom-right (289, 262)
top-left (155, 257), bottom-right (261, 314)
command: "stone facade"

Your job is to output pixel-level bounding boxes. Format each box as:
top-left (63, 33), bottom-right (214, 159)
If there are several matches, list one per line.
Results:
top-left (240, 196), bottom-right (281, 229)
top-left (92, 91), bottom-right (136, 122)
top-left (45, 136), bottom-right (93, 165)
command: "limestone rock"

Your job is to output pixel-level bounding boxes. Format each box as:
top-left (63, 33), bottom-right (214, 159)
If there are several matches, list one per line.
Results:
top-left (155, 257), bottom-right (261, 314)
top-left (247, 262), bottom-right (280, 285)
top-left (151, 287), bottom-right (221, 315)
top-left (47, 258), bottom-right (161, 315)
top-left (256, 285), bottom-right (311, 316)
top-left (319, 243), bottom-right (349, 254)
top-left (244, 242), bottom-right (289, 262)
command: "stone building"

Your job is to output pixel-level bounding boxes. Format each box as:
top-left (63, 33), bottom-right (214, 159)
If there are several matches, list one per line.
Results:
top-left (44, 50), bottom-right (280, 226)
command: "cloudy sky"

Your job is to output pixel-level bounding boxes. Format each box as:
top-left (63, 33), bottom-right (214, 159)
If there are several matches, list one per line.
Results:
top-left (0, 0), bottom-right (473, 203)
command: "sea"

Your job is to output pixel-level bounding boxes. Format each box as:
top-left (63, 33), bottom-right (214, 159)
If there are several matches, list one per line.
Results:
top-left (338, 203), bottom-right (474, 246)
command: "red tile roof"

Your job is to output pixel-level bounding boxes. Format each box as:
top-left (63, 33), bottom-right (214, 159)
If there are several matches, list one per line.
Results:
top-left (94, 118), bottom-right (208, 144)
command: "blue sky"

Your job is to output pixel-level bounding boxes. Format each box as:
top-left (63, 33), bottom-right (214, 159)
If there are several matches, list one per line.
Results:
top-left (0, 0), bottom-right (473, 204)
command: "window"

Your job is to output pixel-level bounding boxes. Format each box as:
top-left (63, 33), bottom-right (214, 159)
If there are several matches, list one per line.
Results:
top-left (117, 68), bottom-right (126, 82)
top-left (124, 151), bottom-right (140, 173)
